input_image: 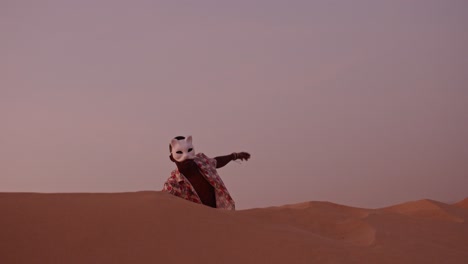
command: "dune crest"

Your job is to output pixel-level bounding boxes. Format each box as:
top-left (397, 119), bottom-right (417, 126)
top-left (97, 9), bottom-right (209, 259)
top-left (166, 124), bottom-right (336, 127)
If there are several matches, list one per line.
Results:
top-left (382, 199), bottom-right (464, 223)
top-left (454, 198), bottom-right (468, 209)
top-left (238, 201), bottom-right (375, 246)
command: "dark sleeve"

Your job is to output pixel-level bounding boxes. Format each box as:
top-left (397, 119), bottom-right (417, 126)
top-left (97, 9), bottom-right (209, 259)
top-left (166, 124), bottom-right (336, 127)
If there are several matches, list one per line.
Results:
top-left (214, 154), bottom-right (235, 169)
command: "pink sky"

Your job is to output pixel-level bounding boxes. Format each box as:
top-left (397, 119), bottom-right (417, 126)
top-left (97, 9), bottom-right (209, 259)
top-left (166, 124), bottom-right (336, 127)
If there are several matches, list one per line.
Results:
top-left (1, 0), bottom-right (467, 209)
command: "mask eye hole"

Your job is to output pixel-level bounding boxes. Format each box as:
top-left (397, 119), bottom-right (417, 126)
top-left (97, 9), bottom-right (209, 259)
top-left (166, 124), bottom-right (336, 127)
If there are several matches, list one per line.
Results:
top-left (188, 148), bottom-right (193, 152)
top-left (176, 151), bottom-right (183, 154)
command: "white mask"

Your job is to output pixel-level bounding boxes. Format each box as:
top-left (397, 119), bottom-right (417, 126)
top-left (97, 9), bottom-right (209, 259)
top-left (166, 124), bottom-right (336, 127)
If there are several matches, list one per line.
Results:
top-left (170, 136), bottom-right (196, 162)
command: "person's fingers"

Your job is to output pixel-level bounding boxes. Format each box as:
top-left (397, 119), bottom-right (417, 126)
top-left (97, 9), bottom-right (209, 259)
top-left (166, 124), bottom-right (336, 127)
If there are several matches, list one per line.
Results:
top-left (240, 152), bottom-right (250, 161)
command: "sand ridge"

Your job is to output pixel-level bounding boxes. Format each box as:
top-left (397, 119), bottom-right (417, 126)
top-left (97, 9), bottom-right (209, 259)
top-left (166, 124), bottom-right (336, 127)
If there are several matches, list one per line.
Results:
top-left (1, 192), bottom-right (467, 264)
top-left (455, 198), bottom-right (468, 209)
top-left (382, 199), bottom-right (465, 223)
top-left (237, 201), bottom-right (376, 246)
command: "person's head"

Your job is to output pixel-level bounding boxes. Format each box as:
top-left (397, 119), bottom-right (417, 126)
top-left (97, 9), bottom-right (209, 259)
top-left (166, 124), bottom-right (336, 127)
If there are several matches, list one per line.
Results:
top-left (169, 135), bottom-right (196, 163)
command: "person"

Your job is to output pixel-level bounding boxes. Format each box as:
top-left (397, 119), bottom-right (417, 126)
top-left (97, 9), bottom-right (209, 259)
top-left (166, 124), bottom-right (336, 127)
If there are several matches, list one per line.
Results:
top-left (162, 135), bottom-right (250, 210)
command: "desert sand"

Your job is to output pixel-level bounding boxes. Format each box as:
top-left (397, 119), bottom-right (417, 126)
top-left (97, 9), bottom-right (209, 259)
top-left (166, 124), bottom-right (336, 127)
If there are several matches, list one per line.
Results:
top-left (1, 192), bottom-right (467, 264)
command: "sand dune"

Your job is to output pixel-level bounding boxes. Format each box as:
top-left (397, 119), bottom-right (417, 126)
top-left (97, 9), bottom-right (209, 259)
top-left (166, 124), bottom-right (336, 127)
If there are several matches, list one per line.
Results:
top-left (237, 201), bottom-right (375, 246)
top-left (1, 192), bottom-right (467, 264)
top-left (455, 198), bottom-right (468, 209)
top-left (382, 199), bottom-right (465, 223)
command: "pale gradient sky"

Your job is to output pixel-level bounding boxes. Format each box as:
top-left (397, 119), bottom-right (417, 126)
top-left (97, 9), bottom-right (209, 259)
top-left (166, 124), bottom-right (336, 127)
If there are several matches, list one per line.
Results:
top-left (1, 0), bottom-right (467, 209)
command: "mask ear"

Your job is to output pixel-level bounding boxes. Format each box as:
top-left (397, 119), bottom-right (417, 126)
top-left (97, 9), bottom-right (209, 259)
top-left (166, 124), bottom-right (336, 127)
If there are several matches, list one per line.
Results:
top-left (170, 138), bottom-right (178, 150)
top-left (186, 135), bottom-right (192, 145)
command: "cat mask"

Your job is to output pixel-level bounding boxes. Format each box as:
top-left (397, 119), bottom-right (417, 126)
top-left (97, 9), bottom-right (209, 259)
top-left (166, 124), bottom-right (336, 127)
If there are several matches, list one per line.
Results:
top-left (170, 136), bottom-right (196, 162)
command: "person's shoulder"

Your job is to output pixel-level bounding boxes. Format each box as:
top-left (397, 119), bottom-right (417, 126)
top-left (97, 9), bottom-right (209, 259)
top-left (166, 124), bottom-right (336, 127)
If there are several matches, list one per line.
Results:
top-left (196, 152), bottom-right (212, 160)
top-left (196, 152), bottom-right (207, 157)
top-left (195, 153), bottom-right (216, 167)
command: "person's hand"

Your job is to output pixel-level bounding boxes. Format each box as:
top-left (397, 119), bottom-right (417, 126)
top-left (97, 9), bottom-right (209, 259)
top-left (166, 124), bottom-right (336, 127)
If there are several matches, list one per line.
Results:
top-left (233, 152), bottom-right (251, 161)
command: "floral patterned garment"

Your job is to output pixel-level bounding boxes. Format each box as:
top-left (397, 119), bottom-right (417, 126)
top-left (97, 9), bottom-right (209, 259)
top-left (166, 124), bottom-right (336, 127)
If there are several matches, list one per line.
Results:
top-left (162, 153), bottom-right (235, 210)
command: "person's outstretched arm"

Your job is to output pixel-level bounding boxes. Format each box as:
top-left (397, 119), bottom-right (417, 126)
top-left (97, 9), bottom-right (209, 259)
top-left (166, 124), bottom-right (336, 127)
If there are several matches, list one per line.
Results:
top-left (215, 152), bottom-right (251, 169)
